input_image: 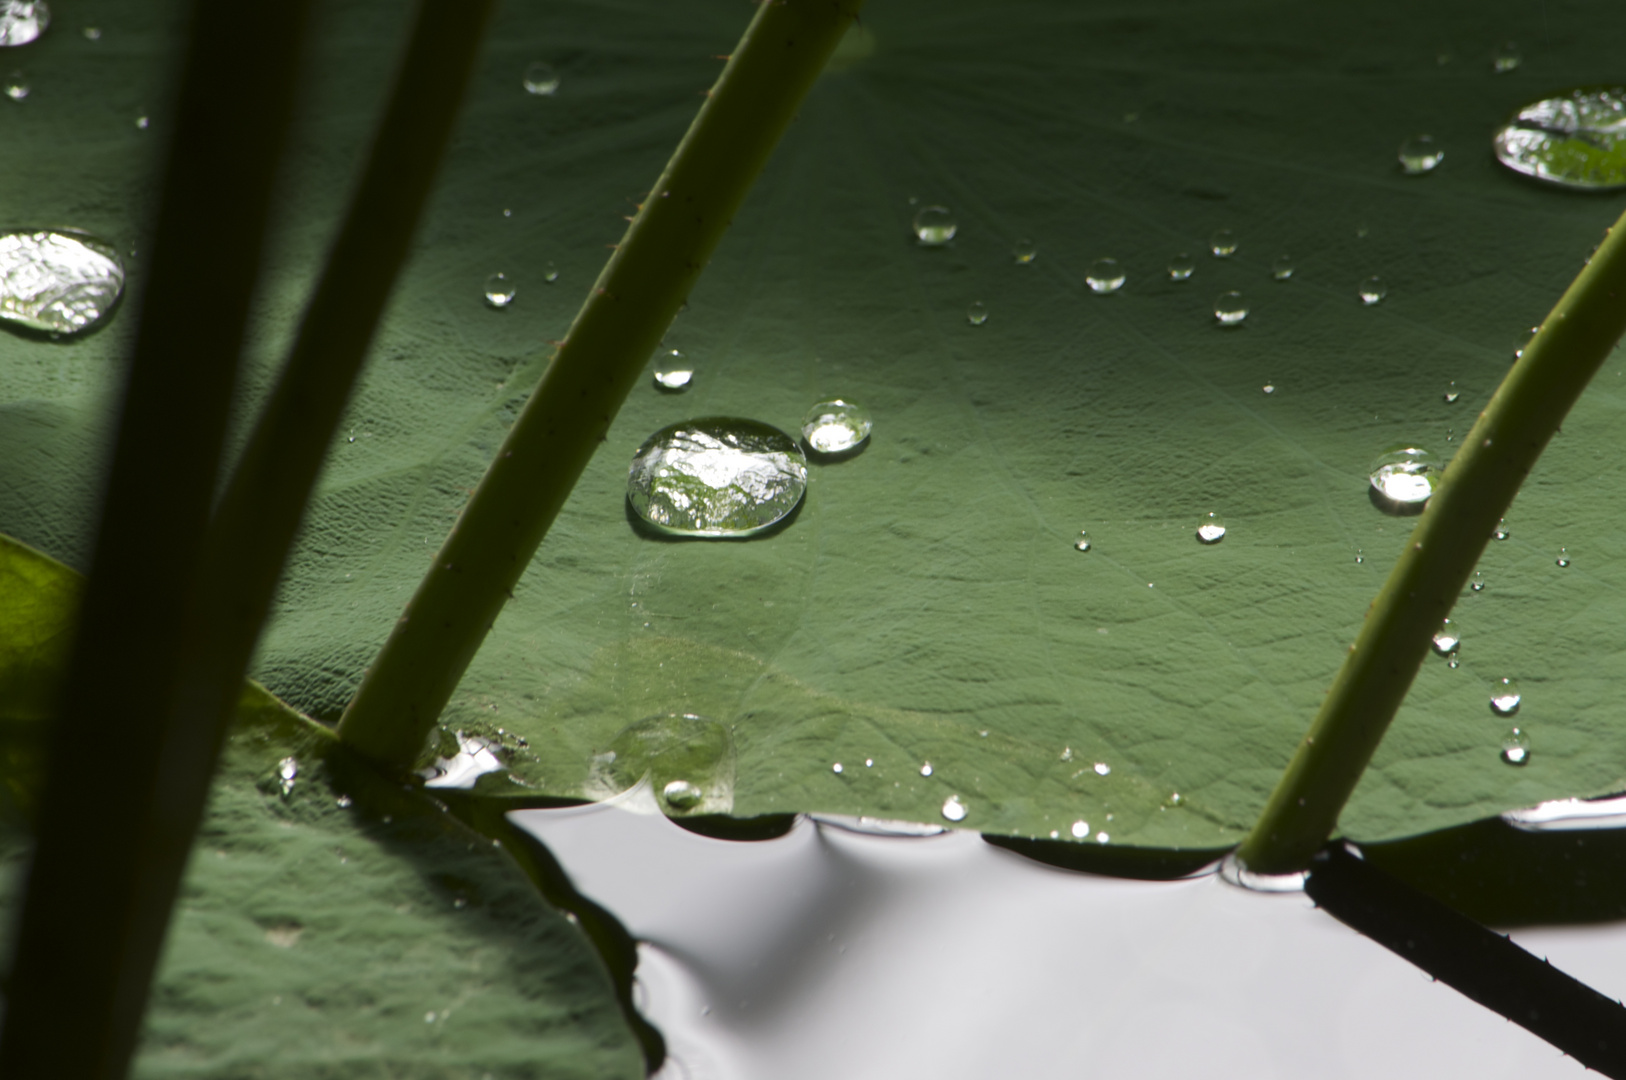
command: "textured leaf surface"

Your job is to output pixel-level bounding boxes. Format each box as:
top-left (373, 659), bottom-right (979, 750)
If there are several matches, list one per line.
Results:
top-left (2, 0), bottom-right (1626, 849)
top-left (0, 538), bottom-right (642, 1079)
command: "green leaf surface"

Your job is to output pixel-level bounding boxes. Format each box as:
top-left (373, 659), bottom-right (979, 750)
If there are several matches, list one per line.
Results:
top-left (0, 537), bottom-right (642, 1078)
top-left (3, 0), bottom-right (1626, 849)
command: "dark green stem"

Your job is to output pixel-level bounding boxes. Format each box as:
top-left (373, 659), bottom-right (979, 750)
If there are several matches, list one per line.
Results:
top-left (339, 0), bottom-right (866, 769)
top-left (1238, 206), bottom-right (1626, 875)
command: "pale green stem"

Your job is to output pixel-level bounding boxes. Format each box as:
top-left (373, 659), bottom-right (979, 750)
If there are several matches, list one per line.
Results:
top-left (1238, 206), bottom-right (1626, 875)
top-left (339, 0), bottom-right (866, 769)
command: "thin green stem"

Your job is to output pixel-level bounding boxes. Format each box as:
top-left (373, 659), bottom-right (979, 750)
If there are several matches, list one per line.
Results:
top-left (339, 0), bottom-right (866, 769)
top-left (1238, 206), bottom-right (1626, 875)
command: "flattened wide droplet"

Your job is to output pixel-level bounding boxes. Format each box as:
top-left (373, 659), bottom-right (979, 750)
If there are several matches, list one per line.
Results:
top-left (0, 0), bottom-right (49, 47)
top-left (1493, 86), bottom-right (1626, 191)
top-left (627, 417), bottom-right (808, 537)
top-left (0, 229), bottom-right (125, 336)
top-left (585, 712), bottom-right (736, 815)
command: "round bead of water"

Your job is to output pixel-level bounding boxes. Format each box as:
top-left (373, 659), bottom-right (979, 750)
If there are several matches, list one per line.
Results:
top-left (966, 300), bottom-right (988, 326)
top-left (800, 399), bottom-right (873, 456)
top-left (1167, 253), bottom-right (1195, 281)
top-left (1367, 445), bottom-right (1438, 508)
top-left (523, 60), bottom-right (560, 95)
top-left (1012, 237), bottom-right (1037, 264)
top-left (663, 779), bottom-right (704, 811)
top-left (1271, 254), bottom-right (1294, 280)
top-left (912, 205), bottom-right (957, 245)
top-left (3, 70), bottom-right (27, 101)
top-left (1213, 290), bottom-right (1247, 326)
top-left (1085, 257), bottom-right (1125, 294)
top-left (1358, 276), bottom-right (1387, 305)
top-left (1492, 42), bottom-right (1521, 74)
top-left (1196, 511), bottom-right (1226, 544)
top-left (1209, 229), bottom-right (1237, 257)
top-left (1431, 619), bottom-right (1460, 656)
top-left (1500, 728), bottom-right (1531, 766)
top-left (1398, 134), bottom-right (1444, 175)
top-left (1490, 677), bottom-right (1522, 717)
top-left (484, 272), bottom-right (515, 308)
top-left (627, 418), bottom-right (808, 537)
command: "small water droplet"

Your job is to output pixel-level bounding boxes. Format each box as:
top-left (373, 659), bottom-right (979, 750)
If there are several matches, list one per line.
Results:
top-left (1444, 381), bottom-right (1459, 404)
top-left (912, 205), bottom-right (956, 245)
top-left (335, 794), bottom-right (353, 809)
top-left (1095, 831), bottom-right (1110, 844)
top-left (1012, 238), bottom-right (1036, 264)
top-left (653, 367), bottom-right (693, 391)
top-left (865, 758), bottom-right (873, 767)
top-left (1168, 792), bottom-right (1184, 807)
top-left (1073, 534), bottom-right (1091, 552)
top-left (1262, 381), bottom-right (1275, 395)
top-left (522, 60), bottom-right (560, 95)
top-left (81, 24), bottom-right (99, 40)
top-left (426, 1011), bottom-right (438, 1022)
top-left (1271, 254), bottom-right (1294, 280)
top-left (1355, 548), bottom-right (1364, 564)
top-left (1060, 746), bottom-right (1073, 761)
top-left (1398, 134), bottom-right (1444, 174)
top-left (1431, 618), bottom-right (1460, 656)
top-left (1490, 677), bottom-right (1522, 717)
top-left (1196, 511), bottom-right (1226, 544)
top-left (801, 398), bottom-right (872, 456)
top-left (1093, 762), bottom-right (1111, 776)
top-left (1358, 276), bottom-right (1387, 305)
top-left (1213, 290), bottom-right (1248, 326)
top-left (1492, 518), bottom-right (1510, 541)
top-left (0, 230), bottom-right (126, 335)
top-left (543, 262), bottom-right (559, 283)
top-left (484, 271), bottom-right (515, 308)
top-left (1557, 547), bottom-right (1570, 568)
top-left (1209, 229), bottom-right (1237, 257)
top-left (1501, 727), bottom-right (1531, 766)
top-left (1494, 88), bottom-right (1626, 191)
top-left (277, 756), bottom-right (298, 797)
top-left (831, 762), bottom-right (843, 774)
top-left (1472, 570), bottom-right (1485, 591)
top-left (660, 779), bottom-right (703, 810)
top-left (1070, 819), bottom-right (1089, 838)
top-left (627, 419), bottom-right (807, 536)
top-left (966, 300), bottom-right (988, 326)
top-left (1167, 253), bottom-right (1195, 281)
top-left (0, 0), bottom-right (49, 47)
top-left (920, 761), bottom-right (933, 777)
top-left (941, 795), bottom-right (967, 822)
top-left (3, 70), bottom-right (27, 101)
top-left (1085, 257), bottom-right (1125, 294)
top-left (1492, 42), bottom-right (1521, 75)
top-left (1368, 445), bottom-right (1439, 508)
top-left (1448, 655), bottom-right (1460, 669)
top-left (134, 113), bottom-right (149, 130)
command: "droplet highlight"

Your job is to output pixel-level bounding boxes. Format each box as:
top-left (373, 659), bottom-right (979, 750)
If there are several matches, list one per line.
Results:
top-left (1444, 381), bottom-right (1459, 404)
top-left (653, 366), bottom-right (694, 392)
top-left (483, 271), bottom-right (515, 309)
top-left (966, 300), bottom-right (988, 326)
top-left (1490, 677), bottom-right (1522, 717)
top-left (1368, 445), bottom-right (1439, 509)
top-left (800, 398), bottom-right (872, 456)
top-left (627, 418), bottom-right (808, 537)
top-left (1073, 529), bottom-right (1091, 552)
top-left (1085, 257), bottom-right (1125, 294)
top-left (1358, 276), bottom-right (1387, 305)
top-left (1431, 619), bottom-right (1460, 657)
top-left (1494, 86), bottom-right (1626, 191)
top-left (940, 795), bottom-right (967, 822)
top-left (912, 205), bottom-right (956, 245)
top-left (0, 0), bottom-right (48, 47)
top-left (1012, 238), bottom-right (1036, 264)
top-left (1271, 255), bottom-right (1294, 281)
top-left (3, 69), bottom-right (26, 101)
top-left (1472, 570), bottom-right (1485, 592)
top-left (1398, 134), bottom-right (1444, 175)
top-left (1209, 229), bottom-right (1237, 257)
top-left (662, 779), bottom-right (703, 810)
top-left (0, 230), bottom-right (125, 336)
top-left (920, 761), bottom-right (933, 777)
top-left (1213, 290), bottom-right (1247, 326)
top-left (1500, 727), bottom-right (1531, 766)
top-left (1556, 546), bottom-right (1570, 568)
top-left (1492, 518), bottom-right (1510, 541)
top-left (522, 60), bottom-right (560, 95)
top-left (1070, 819), bottom-right (1089, 839)
top-left (1195, 511), bottom-right (1226, 544)
top-left (1167, 253), bottom-right (1195, 281)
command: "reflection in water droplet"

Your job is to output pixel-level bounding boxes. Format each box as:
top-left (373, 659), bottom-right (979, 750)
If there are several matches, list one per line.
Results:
top-left (912, 205), bottom-right (956, 245)
top-left (1071, 819), bottom-right (1089, 838)
top-left (1368, 445), bottom-right (1439, 508)
top-left (1492, 42), bottom-right (1522, 74)
top-left (1012, 238), bottom-right (1036, 264)
top-left (1358, 276), bottom-right (1387, 305)
top-left (1431, 619), bottom-right (1460, 656)
top-left (1472, 570), bottom-right (1485, 591)
top-left (1494, 87), bottom-right (1626, 191)
top-left (586, 713), bottom-right (736, 814)
top-left (1209, 229), bottom-right (1237, 257)
top-left (1501, 727), bottom-right (1531, 766)
top-left (1085, 257), bottom-right (1125, 294)
top-left (627, 418), bottom-right (807, 537)
top-left (1271, 255), bottom-right (1294, 281)
top-left (1167, 253), bottom-right (1195, 281)
top-left (1073, 536), bottom-right (1091, 552)
top-left (483, 272), bottom-right (515, 308)
top-left (3, 70), bottom-right (26, 101)
top-left (1490, 677), bottom-right (1522, 717)
top-left (1213, 290), bottom-right (1247, 326)
top-left (1444, 381), bottom-right (1459, 404)
top-left (801, 398), bottom-right (872, 456)
top-left (277, 756), bottom-right (298, 797)
top-left (522, 60), bottom-right (560, 95)
top-left (1557, 547), bottom-right (1570, 568)
top-left (0, 230), bottom-right (125, 335)
top-left (1493, 518), bottom-right (1510, 541)
top-left (1196, 511), bottom-right (1226, 544)
top-left (1093, 762), bottom-right (1111, 776)
top-left (966, 300), bottom-right (988, 326)
top-left (653, 367), bottom-right (693, 391)
top-left (663, 779), bottom-right (703, 810)
top-left (0, 0), bottom-right (48, 47)
top-left (920, 761), bottom-right (933, 777)
top-left (1398, 134), bottom-right (1444, 174)
top-left (1262, 382), bottom-right (1275, 395)
top-left (941, 795), bottom-right (967, 822)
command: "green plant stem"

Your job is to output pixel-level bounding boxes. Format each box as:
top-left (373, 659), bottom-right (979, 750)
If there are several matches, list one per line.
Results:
top-left (338, 0), bottom-right (866, 770)
top-left (1238, 207), bottom-right (1626, 876)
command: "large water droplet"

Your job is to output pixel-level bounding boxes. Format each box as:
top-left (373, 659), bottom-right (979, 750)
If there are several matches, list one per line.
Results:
top-left (483, 271), bottom-right (515, 308)
top-left (1431, 618), bottom-right (1460, 656)
top-left (1556, 546), bottom-right (1570, 568)
top-left (1196, 511), bottom-right (1226, 544)
top-left (1213, 290), bottom-right (1247, 326)
top-left (966, 300), bottom-right (988, 326)
top-left (3, 69), bottom-right (26, 101)
top-left (627, 418), bottom-right (808, 537)
top-left (1167, 253), bottom-right (1195, 281)
top-left (1500, 727), bottom-right (1531, 766)
top-left (586, 713), bottom-right (735, 814)
top-left (1494, 86), bottom-right (1626, 191)
top-left (1085, 257), bottom-right (1125, 294)
top-left (1490, 677), bottom-right (1522, 717)
top-left (0, 230), bottom-right (125, 336)
top-left (1368, 445), bottom-right (1439, 509)
top-left (912, 205), bottom-right (956, 245)
top-left (1358, 276), bottom-right (1387, 305)
top-left (0, 0), bottom-right (48, 47)
top-left (940, 795), bottom-right (967, 822)
top-left (522, 60), bottom-right (560, 95)
top-left (1398, 134), bottom-right (1444, 174)
top-left (1209, 229), bottom-right (1237, 257)
top-left (1012, 237), bottom-right (1036, 264)
top-left (800, 398), bottom-right (872, 456)
top-left (1271, 255), bottom-right (1294, 281)
top-left (1492, 42), bottom-right (1522, 75)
